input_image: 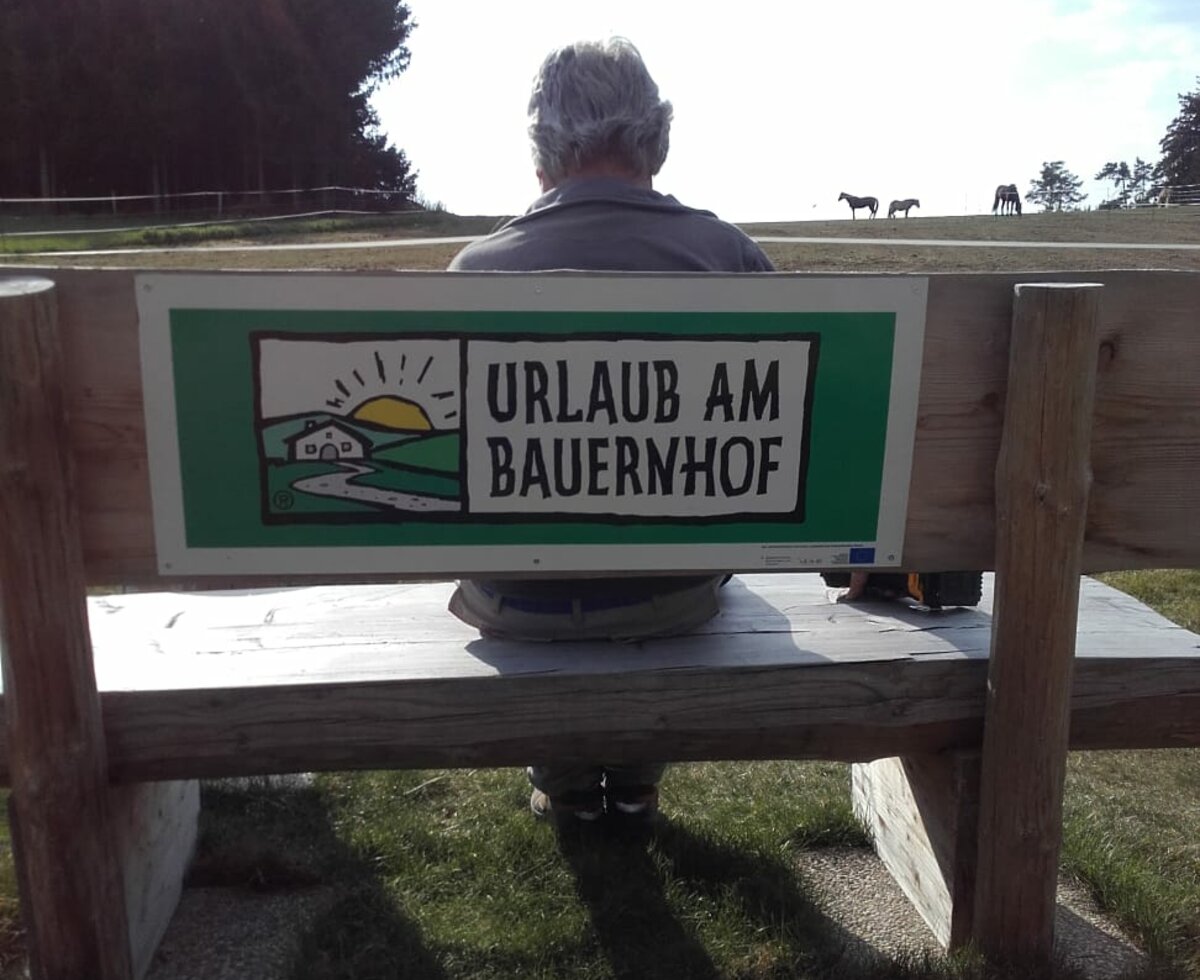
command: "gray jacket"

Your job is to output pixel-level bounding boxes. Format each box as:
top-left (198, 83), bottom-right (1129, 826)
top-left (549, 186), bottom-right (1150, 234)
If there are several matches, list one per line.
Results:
top-left (448, 176), bottom-right (773, 609)
top-left (449, 177), bottom-right (773, 273)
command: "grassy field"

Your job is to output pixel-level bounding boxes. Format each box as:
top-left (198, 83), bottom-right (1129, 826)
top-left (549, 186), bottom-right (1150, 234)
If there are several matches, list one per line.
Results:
top-left (0, 209), bottom-right (501, 258)
top-left (6, 201), bottom-right (1200, 274)
top-left (0, 209), bottom-right (1197, 978)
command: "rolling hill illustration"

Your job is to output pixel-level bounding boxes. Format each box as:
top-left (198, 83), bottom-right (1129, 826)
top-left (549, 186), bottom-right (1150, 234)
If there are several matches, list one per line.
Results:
top-left (261, 400), bottom-right (463, 518)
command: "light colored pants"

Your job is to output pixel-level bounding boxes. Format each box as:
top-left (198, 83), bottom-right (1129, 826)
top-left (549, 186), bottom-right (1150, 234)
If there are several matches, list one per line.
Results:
top-left (450, 576), bottom-right (726, 797)
top-left (447, 576), bottom-right (724, 642)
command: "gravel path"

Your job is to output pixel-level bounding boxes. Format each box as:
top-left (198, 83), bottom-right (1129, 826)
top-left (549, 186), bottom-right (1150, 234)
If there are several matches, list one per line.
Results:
top-left (794, 849), bottom-right (1146, 978)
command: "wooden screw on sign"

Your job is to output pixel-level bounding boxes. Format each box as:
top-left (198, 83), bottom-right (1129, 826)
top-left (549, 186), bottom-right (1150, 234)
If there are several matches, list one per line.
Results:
top-left (0, 278), bottom-right (133, 979)
top-left (973, 282), bottom-right (1102, 964)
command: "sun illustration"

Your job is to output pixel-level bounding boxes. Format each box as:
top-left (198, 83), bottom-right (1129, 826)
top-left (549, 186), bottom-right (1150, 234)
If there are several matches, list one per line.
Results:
top-left (352, 395), bottom-right (432, 431)
top-left (316, 346), bottom-right (460, 429)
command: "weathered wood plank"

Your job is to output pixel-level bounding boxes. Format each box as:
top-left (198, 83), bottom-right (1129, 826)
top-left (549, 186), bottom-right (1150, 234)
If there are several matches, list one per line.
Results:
top-left (8, 267), bottom-right (1199, 585)
top-left (911, 270), bottom-right (1200, 570)
top-left (851, 753), bottom-right (980, 948)
top-left (89, 656), bottom-right (1200, 782)
top-left (0, 277), bottom-right (134, 980)
top-left (973, 283), bottom-right (1101, 964)
top-left (71, 575), bottom-right (1198, 692)
top-left (111, 781), bottom-right (199, 980)
top-left (0, 575), bottom-right (1195, 784)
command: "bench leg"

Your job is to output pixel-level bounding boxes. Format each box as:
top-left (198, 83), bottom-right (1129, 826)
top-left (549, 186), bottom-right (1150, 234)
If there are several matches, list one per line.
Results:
top-left (851, 753), bottom-right (980, 948)
top-left (9, 780), bottom-right (199, 980)
top-left (112, 781), bottom-right (200, 980)
top-left (972, 283), bottom-right (1100, 962)
top-left (1, 278), bottom-right (134, 978)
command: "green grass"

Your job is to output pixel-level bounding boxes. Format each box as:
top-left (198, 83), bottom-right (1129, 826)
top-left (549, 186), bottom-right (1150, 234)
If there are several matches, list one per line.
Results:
top-left (1063, 750), bottom-right (1200, 972)
top-left (180, 763), bottom-right (1195, 980)
top-left (0, 811), bottom-right (20, 979)
top-left (1071, 572), bottom-right (1200, 969)
top-left (0, 209), bottom-right (499, 255)
top-left (1095, 570), bottom-right (1200, 632)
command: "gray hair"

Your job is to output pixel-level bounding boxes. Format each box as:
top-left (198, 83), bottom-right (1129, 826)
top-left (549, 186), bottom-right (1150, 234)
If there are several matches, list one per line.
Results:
top-left (528, 38), bottom-right (673, 184)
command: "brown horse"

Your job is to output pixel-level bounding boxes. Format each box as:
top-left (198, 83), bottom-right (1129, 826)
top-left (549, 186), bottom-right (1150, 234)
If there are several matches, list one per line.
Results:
top-left (992, 184), bottom-right (1022, 216)
top-left (838, 192), bottom-right (878, 219)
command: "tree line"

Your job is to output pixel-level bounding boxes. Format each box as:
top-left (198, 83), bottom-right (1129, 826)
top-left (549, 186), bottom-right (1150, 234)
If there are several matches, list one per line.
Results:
top-left (1026, 78), bottom-right (1200, 212)
top-left (0, 0), bottom-right (417, 201)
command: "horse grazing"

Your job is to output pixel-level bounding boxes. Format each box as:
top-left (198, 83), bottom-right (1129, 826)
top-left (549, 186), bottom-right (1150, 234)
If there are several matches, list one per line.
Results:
top-left (992, 184), bottom-right (1022, 216)
top-left (888, 198), bottom-right (919, 218)
top-left (838, 192), bottom-right (878, 219)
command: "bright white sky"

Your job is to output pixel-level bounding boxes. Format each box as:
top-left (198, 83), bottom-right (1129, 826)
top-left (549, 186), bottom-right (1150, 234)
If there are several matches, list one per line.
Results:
top-left (373, 0), bottom-right (1200, 223)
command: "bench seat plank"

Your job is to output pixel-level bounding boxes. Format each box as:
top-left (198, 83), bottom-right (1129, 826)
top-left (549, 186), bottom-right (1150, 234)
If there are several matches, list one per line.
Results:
top-left (80, 574), bottom-right (1199, 691)
top-left (2, 574), bottom-right (1198, 783)
top-left (85, 576), bottom-right (993, 690)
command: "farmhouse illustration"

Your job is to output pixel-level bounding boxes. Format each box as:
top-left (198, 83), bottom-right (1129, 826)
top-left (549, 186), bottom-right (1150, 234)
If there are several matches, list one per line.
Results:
top-left (255, 335), bottom-right (464, 520)
top-left (284, 420), bottom-right (370, 462)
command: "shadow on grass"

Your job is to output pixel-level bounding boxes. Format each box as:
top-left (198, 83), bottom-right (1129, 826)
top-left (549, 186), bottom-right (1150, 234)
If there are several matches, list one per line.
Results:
top-left (556, 814), bottom-right (1156, 980)
top-left (553, 813), bottom-right (893, 980)
top-left (187, 773), bottom-right (1188, 980)
top-left (653, 818), bottom-right (892, 979)
top-left (554, 819), bottom-right (721, 980)
top-left (187, 778), bottom-right (447, 980)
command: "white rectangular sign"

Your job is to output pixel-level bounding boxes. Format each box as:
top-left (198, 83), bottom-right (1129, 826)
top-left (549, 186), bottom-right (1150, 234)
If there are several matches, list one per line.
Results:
top-left (464, 339), bottom-right (811, 517)
top-left (136, 272), bottom-right (927, 576)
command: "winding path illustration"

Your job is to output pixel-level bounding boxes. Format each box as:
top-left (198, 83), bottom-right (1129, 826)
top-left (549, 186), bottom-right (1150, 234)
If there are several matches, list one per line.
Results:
top-left (291, 462), bottom-right (460, 512)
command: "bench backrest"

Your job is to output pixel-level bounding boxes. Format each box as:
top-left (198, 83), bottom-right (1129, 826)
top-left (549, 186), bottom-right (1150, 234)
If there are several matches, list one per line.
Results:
top-left (9, 266), bottom-right (1198, 588)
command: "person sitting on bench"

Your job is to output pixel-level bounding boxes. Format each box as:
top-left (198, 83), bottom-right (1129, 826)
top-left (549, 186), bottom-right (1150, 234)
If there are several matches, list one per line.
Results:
top-left (447, 36), bottom-right (775, 825)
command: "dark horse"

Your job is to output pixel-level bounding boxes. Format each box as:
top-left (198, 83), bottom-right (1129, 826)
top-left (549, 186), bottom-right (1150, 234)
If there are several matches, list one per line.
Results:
top-left (992, 184), bottom-right (1022, 216)
top-left (888, 198), bottom-right (919, 218)
top-left (838, 192), bottom-right (878, 219)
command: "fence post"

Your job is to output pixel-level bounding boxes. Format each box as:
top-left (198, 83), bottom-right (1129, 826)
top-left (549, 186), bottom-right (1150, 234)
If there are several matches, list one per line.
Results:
top-left (0, 277), bottom-right (133, 979)
top-left (972, 282), bottom-right (1101, 964)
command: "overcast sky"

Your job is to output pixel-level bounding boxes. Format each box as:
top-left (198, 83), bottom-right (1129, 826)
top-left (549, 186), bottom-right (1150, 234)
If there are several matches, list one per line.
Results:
top-left (372, 0), bottom-right (1200, 222)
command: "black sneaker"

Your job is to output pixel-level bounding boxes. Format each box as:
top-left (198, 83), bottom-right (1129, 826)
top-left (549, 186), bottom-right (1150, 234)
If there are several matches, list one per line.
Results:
top-left (605, 783), bottom-right (659, 824)
top-left (530, 787), bottom-right (604, 823)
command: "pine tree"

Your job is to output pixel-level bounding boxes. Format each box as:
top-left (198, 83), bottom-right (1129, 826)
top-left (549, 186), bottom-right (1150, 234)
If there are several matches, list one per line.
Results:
top-left (1157, 79), bottom-right (1200, 189)
top-left (1027, 161), bottom-right (1087, 212)
top-left (1095, 161), bottom-right (1132, 208)
top-left (1130, 157), bottom-right (1155, 204)
top-left (0, 0), bottom-right (417, 197)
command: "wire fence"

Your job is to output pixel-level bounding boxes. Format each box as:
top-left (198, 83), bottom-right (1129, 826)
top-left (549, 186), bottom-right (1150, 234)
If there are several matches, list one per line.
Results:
top-left (0, 185), bottom-right (421, 236)
top-left (1127, 183), bottom-right (1200, 208)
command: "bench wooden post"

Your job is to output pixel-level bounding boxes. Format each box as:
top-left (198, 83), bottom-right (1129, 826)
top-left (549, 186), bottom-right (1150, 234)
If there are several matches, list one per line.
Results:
top-left (0, 278), bottom-right (134, 979)
top-left (851, 752), bottom-right (980, 947)
top-left (972, 282), bottom-right (1101, 963)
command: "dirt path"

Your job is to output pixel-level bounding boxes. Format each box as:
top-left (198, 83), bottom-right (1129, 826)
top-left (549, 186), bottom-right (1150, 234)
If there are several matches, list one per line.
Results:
top-left (291, 462), bottom-right (460, 512)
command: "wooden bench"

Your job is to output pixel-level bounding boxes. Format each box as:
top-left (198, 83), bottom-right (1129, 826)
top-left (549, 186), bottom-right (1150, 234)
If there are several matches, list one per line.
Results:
top-left (1, 267), bottom-right (1199, 979)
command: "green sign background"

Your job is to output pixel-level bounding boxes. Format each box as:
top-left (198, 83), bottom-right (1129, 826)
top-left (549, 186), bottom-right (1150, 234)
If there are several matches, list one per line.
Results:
top-left (171, 309), bottom-right (893, 548)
